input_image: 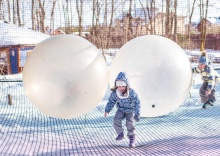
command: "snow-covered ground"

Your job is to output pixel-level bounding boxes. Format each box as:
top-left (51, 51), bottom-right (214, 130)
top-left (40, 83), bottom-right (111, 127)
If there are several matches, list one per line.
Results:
top-left (0, 62), bottom-right (220, 155)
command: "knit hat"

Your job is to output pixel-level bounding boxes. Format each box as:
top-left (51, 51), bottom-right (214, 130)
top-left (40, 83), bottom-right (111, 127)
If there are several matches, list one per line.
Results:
top-left (116, 80), bottom-right (127, 86)
top-left (115, 72), bottom-right (130, 87)
top-left (198, 51), bottom-right (209, 65)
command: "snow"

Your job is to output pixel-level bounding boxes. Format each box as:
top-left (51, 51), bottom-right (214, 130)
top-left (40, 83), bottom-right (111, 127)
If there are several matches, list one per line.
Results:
top-left (0, 57), bottom-right (220, 155)
top-left (0, 20), bottom-right (49, 47)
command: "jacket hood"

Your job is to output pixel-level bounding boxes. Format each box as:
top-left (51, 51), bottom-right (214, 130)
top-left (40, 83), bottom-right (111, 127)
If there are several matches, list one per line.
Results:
top-left (115, 72), bottom-right (130, 87)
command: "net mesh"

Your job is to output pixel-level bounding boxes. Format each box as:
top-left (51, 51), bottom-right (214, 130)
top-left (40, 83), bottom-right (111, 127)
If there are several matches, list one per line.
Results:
top-left (0, 0), bottom-right (220, 155)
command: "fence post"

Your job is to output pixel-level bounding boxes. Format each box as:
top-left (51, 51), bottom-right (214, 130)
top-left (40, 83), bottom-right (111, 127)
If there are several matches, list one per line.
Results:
top-left (8, 94), bottom-right (12, 105)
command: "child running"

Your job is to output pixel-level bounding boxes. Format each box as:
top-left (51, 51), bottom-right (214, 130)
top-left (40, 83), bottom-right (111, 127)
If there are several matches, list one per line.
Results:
top-left (104, 72), bottom-right (141, 148)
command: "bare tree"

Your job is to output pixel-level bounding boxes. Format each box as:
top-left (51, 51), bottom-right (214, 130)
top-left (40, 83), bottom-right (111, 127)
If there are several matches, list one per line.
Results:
top-left (187, 0), bottom-right (197, 47)
top-left (162, 0), bottom-right (164, 35)
top-left (199, 0), bottom-right (209, 51)
top-left (7, 0), bottom-right (11, 22)
top-left (147, 0), bottom-right (156, 35)
top-left (13, 0), bottom-right (16, 24)
top-left (76, 0), bottom-right (83, 36)
top-left (38, 0), bottom-right (46, 33)
top-left (66, 0), bottom-right (70, 31)
top-left (104, 0), bottom-right (124, 49)
top-left (139, 0), bottom-right (147, 34)
top-left (103, 0), bottom-right (108, 27)
top-left (50, 0), bottom-right (57, 33)
top-left (61, 0), bottom-right (70, 33)
top-left (123, 0), bottom-right (133, 43)
top-left (89, 0), bottom-right (103, 48)
top-left (31, 0), bottom-right (36, 30)
top-left (127, 0), bottom-right (133, 40)
top-left (152, 0), bottom-right (156, 34)
top-left (95, 0), bottom-right (102, 35)
top-left (0, 0), bottom-right (3, 20)
top-left (139, 0), bottom-right (156, 35)
top-left (56, 0), bottom-right (63, 29)
top-left (91, 0), bottom-right (95, 35)
top-left (16, 0), bottom-right (21, 26)
top-left (165, 0), bottom-right (171, 38)
top-left (106, 0), bottom-right (117, 49)
top-left (173, 0), bottom-right (177, 42)
top-left (36, 9), bottom-right (40, 31)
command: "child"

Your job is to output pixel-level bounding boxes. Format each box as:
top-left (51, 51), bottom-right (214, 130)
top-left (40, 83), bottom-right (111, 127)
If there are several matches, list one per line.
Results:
top-left (192, 51), bottom-right (220, 108)
top-left (104, 72), bottom-right (141, 148)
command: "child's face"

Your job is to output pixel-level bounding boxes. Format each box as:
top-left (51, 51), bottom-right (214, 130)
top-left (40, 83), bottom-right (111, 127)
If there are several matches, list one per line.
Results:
top-left (117, 86), bottom-right (126, 93)
top-left (199, 63), bottom-right (206, 70)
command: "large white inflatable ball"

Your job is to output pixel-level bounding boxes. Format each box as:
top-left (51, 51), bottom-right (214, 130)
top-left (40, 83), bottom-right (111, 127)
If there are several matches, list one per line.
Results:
top-left (23, 35), bottom-right (108, 119)
top-left (109, 35), bottom-right (192, 117)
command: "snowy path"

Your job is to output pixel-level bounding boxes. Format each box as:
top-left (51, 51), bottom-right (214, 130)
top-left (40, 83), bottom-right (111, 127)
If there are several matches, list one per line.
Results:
top-left (0, 73), bottom-right (220, 156)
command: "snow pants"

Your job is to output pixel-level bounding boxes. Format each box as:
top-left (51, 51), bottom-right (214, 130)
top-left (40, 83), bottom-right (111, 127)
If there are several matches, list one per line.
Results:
top-left (113, 109), bottom-right (135, 136)
top-left (199, 82), bottom-right (216, 103)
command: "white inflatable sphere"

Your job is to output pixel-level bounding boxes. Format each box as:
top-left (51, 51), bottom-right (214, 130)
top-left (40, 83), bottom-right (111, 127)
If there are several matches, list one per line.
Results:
top-left (109, 35), bottom-right (192, 117)
top-left (23, 35), bottom-right (108, 119)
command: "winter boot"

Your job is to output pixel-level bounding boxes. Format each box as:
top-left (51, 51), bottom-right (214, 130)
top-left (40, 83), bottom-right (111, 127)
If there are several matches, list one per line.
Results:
top-left (115, 133), bottom-right (124, 141)
top-left (207, 100), bottom-right (214, 106)
top-left (128, 135), bottom-right (135, 148)
top-left (202, 103), bottom-right (207, 109)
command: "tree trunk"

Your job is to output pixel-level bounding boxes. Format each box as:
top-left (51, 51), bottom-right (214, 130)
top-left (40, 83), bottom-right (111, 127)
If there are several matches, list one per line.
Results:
top-left (139, 0), bottom-right (149, 34)
top-left (0, 0), bottom-right (3, 20)
top-left (13, 0), bottom-right (16, 24)
top-left (61, 0), bottom-right (71, 33)
top-left (200, 0), bottom-right (209, 51)
top-left (91, 0), bottom-right (95, 36)
top-left (162, 0), bottom-right (164, 35)
top-left (50, 0), bottom-right (57, 33)
top-left (7, 0), bottom-right (11, 22)
top-left (16, 0), bottom-right (21, 26)
top-left (36, 9), bottom-right (40, 31)
top-left (76, 0), bottom-right (83, 36)
top-left (152, 0), bottom-right (156, 35)
top-left (127, 0), bottom-right (132, 41)
top-left (38, 0), bottom-right (45, 33)
top-left (106, 0), bottom-right (114, 49)
top-left (173, 0), bottom-right (177, 42)
top-left (103, 0), bottom-right (108, 27)
top-left (187, 0), bottom-right (196, 47)
top-left (66, 0), bottom-right (70, 33)
top-left (165, 0), bottom-right (171, 38)
top-left (31, 0), bottom-right (35, 30)
top-left (146, 0), bottom-right (153, 34)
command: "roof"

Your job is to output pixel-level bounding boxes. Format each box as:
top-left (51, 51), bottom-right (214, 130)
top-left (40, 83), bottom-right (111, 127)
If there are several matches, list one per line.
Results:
top-left (116, 7), bottom-right (159, 22)
top-left (0, 20), bottom-right (50, 48)
top-left (198, 17), bottom-right (220, 25)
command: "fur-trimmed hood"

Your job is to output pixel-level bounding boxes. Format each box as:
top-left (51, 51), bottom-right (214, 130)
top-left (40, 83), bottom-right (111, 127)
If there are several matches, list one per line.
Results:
top-left (114, 72), bottom-right (130, 87)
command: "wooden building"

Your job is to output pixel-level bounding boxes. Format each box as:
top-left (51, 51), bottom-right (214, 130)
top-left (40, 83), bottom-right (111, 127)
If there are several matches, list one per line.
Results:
top-left (0, 21), bottom-right (49, 74)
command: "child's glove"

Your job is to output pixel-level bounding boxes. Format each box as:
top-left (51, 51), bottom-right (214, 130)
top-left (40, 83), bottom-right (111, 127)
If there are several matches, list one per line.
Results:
top-left (134, 115), bottom-right (140, 122)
